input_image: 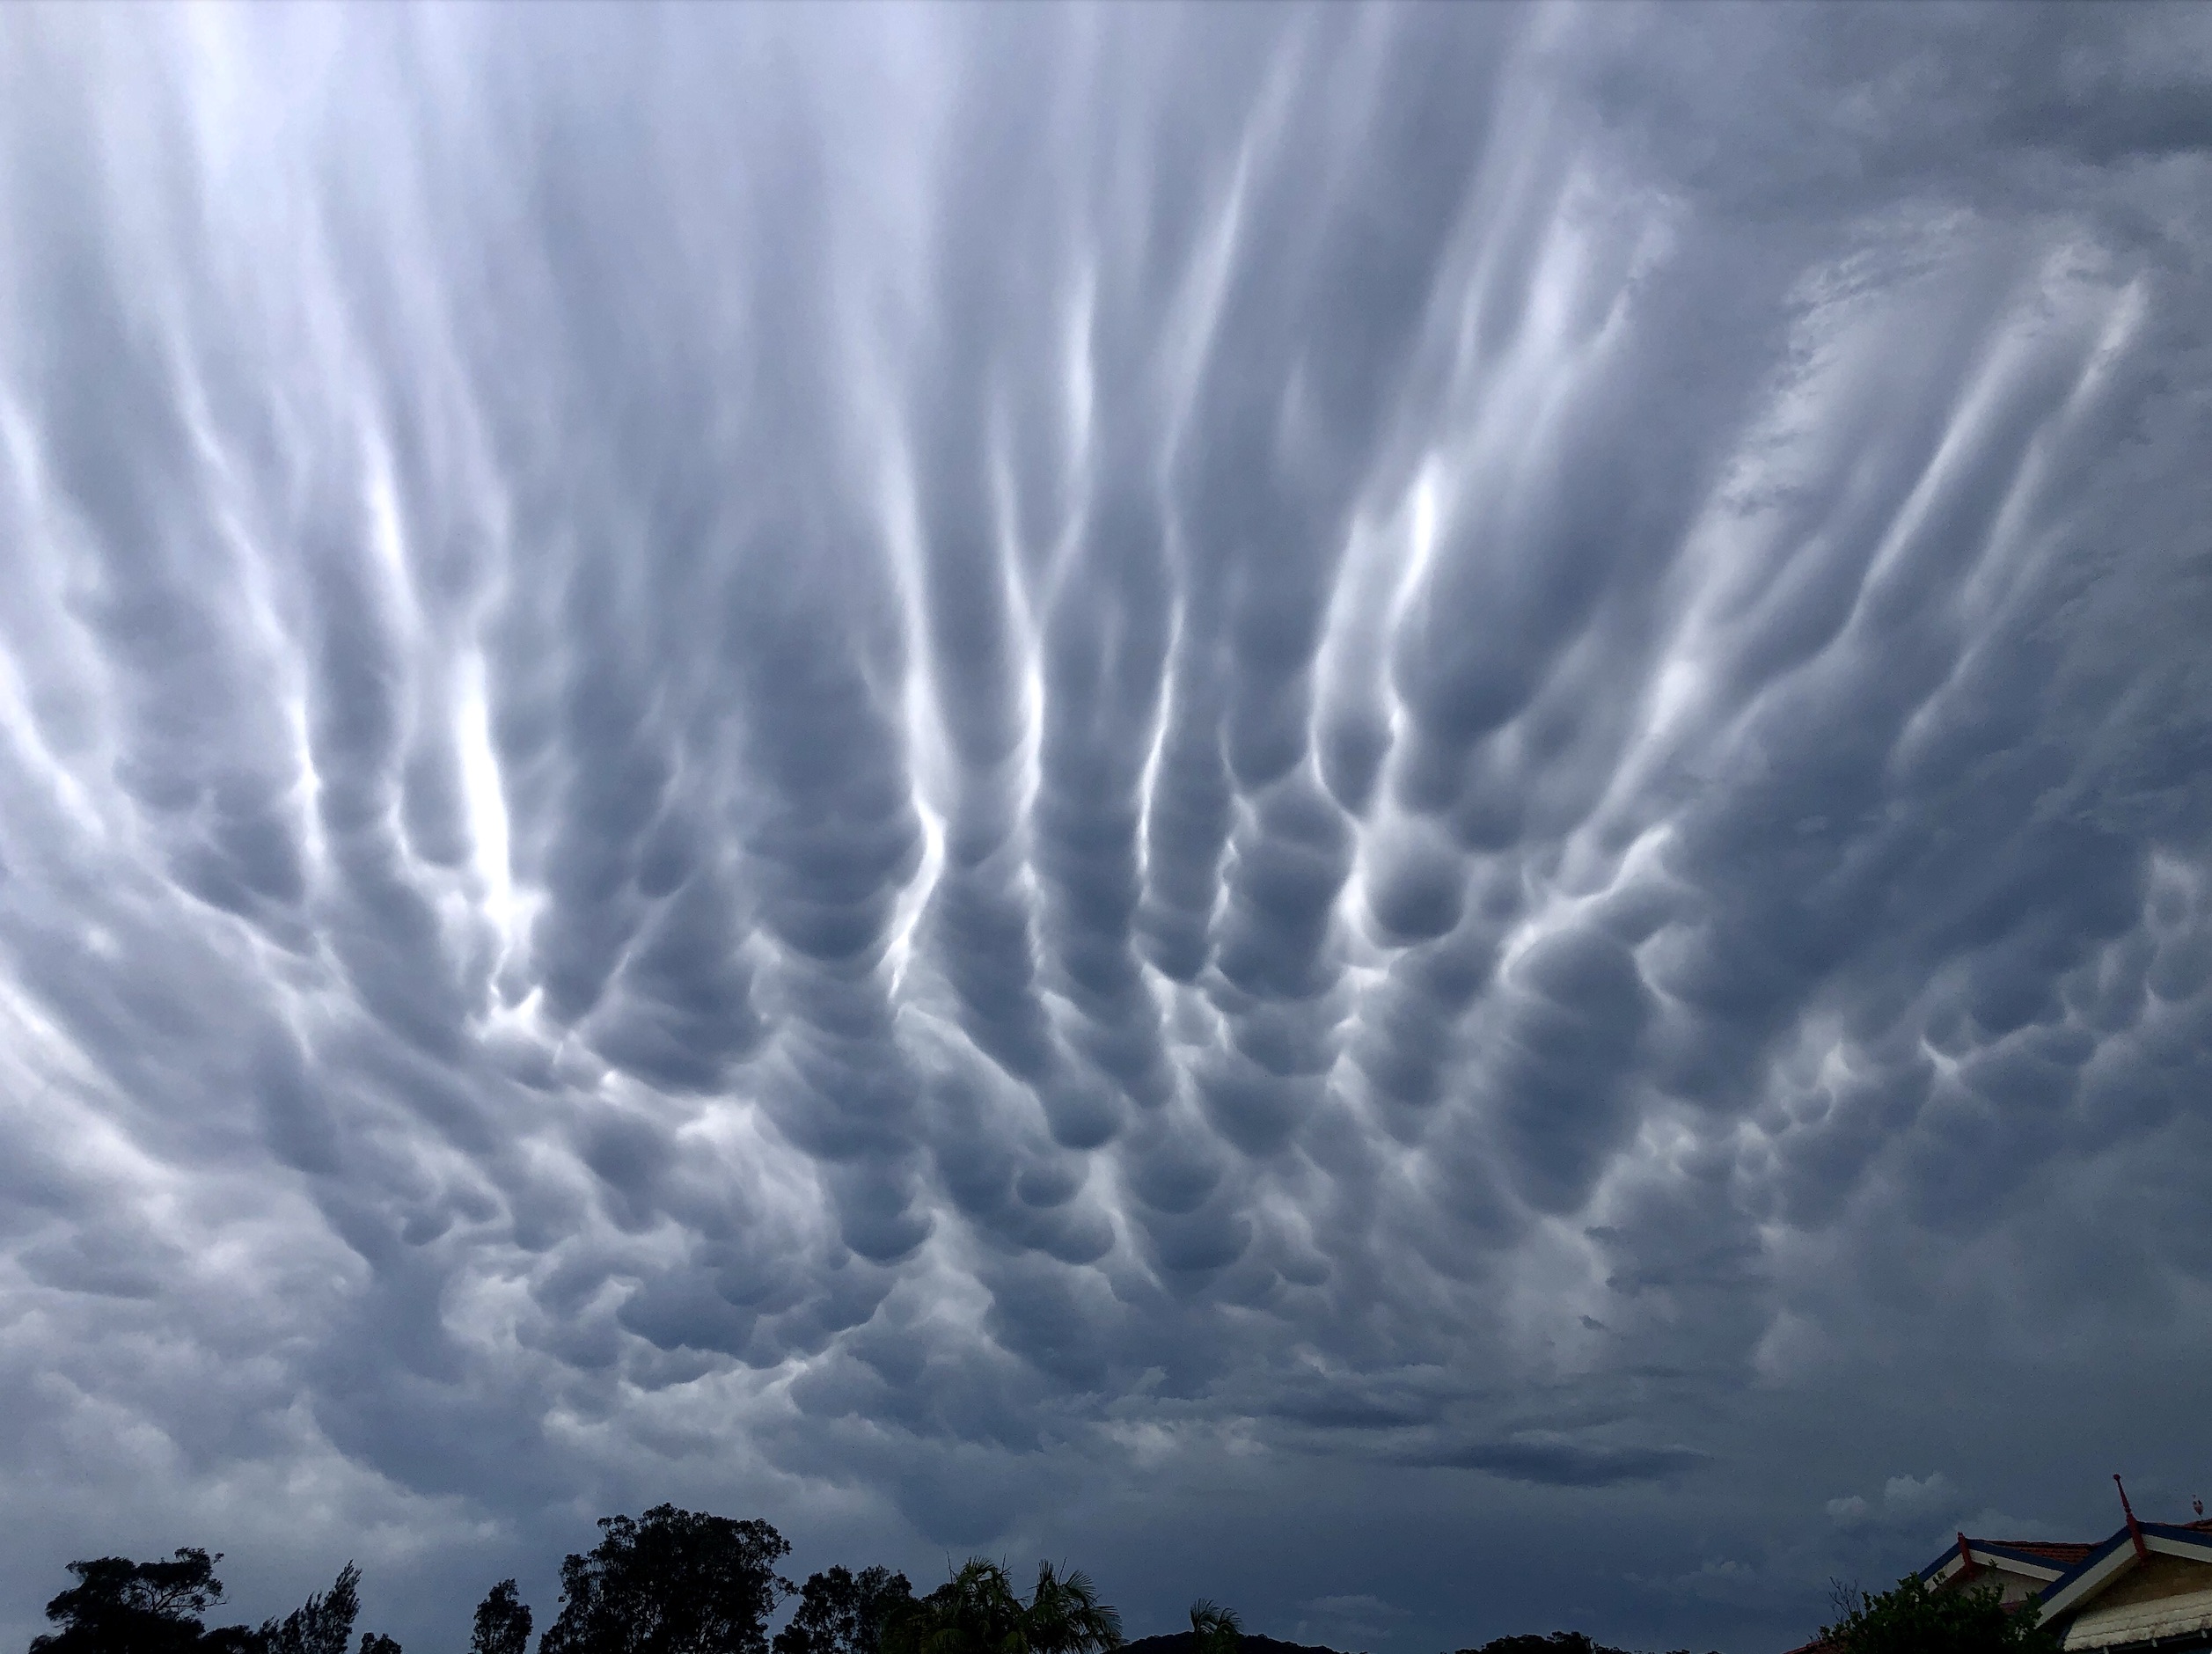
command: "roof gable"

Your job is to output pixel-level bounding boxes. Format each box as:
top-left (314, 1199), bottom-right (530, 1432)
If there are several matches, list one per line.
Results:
top-left (1922, 1537), bottom-right (2098, 1589)
top-left (2040, 1524), bottom-right (2212, 1621)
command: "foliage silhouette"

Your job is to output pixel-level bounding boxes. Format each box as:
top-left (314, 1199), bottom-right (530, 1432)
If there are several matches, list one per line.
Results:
top-left (882, 1559), bottom-right (1121, 1654)
top-left (20, 1516), bottom-right (1733, 1654)
top-left (1187, 1604), bottom-right (1239, 1654)
top-left (1450, 1636), bottom-right (1716, 1654)
top-left (32, 1550), bottom-right (233, 1654)
top-left (259, 1563), bottom-right (361, 1654)
top-left (472, 1581), bottom-right (533, 1654)
top-left (1117, 1632), bottom-right (1325, 1654)
top-left (538, 1505), bottom-right (793, 1654)
top-left (1816, 1575), bottom-right (2061, 1654)
top-left (882, 1559), bottom-right (1023, 1654)
top-left (1023, 1563), bottom-right (1122, 1654)
top-left (773, 1567), bottom-right (913, 1654)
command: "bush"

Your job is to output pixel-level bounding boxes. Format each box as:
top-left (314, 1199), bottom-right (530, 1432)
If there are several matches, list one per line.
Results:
top-left (1817, 1575), bottom-right (2061, 1654)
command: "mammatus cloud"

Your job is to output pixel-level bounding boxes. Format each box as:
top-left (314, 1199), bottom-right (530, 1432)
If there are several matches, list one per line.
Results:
top-left (1, 4), bottom-right (2208, 1652)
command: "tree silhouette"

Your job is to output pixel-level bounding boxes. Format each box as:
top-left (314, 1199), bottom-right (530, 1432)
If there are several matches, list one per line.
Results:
top-left (1022, 1566), bottom-right (1121, 1654)
top-left (1818, 1576), bottom-right (2060, 1654)
top-left (1188, 1602), bottom-right (1240, 1654)
top-left (32, 1550), bottom-right (230, 1654)
top-left (260, 1564), bottom-right (362, 1654)
top-left (468, 1574), bottom-right (532, 1654)
top-left (1450, 1636), bottom-right (1715, 1654)
top-left (773, 1567), bottom-right (913, 1654)
top-left (360, 1636), bottom-right (403, 1654)
top-left (883, 1559), bottom-right (1022, 1654)
top-left (882, 1560), bottom-right (1121, 1654)
top-left (538, 1506), bottom-right (792, 1654)
top-left (472, 1580), bottom-right (534, 1654)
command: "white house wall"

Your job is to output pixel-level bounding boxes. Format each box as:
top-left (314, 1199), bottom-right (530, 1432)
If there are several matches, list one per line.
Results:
top-left (2060, 1554), bottom-right (2212, 1652)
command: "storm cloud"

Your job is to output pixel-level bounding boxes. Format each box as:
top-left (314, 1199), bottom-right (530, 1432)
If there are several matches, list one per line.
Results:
top-left (1, 5), bottom-right (2209, 1652)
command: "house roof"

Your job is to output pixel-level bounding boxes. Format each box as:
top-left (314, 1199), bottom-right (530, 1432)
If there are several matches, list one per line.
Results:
top-left (2036, 1521), bottom-right (2212, 1621)
top-left (2000, 1541), bottom-right (2103, 1567)
top-left (1920, 1534), bottom-right (2099, 1587)
top-left (1789, 1511), bottom-right (2212, 1652)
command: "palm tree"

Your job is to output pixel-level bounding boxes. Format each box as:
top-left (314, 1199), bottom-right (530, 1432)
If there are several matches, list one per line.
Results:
top-left (1188, 1602), bottom-right (1240, 1654)
top-left (884, 1561), bottom-right (1022, 1654)
top-left (1024, 1566), bottom-right (1121, 1654)
top-left (883, 1560), bottom-right (1122, 1654)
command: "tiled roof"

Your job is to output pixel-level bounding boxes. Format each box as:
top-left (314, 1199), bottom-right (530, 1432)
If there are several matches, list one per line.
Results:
top-left (1981, 1539), bottom-right (2098, 1566)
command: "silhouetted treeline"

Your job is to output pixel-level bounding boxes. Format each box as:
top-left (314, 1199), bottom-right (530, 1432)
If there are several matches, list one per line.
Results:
top-left (1449, 1636), bottom-right (1716, 1654)
top-left (1122, 1633), bottom-right (1318, 1654)
top-left (25, 1506), bottom-right (1708, 1654)
top-left (28, 1551), bottom-right (381, 1654)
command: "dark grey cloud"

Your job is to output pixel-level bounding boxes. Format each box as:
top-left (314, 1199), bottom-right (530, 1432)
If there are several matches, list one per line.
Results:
top-left (1, 4), bottom-right (2209, 1653)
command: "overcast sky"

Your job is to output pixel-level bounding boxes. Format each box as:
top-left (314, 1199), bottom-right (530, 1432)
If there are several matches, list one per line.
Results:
top-left (2, 5), bottom-right (2210, 1652)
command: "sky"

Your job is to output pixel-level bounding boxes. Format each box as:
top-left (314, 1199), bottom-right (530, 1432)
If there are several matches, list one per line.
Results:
top-left (1, 4), bottom-right (2209, 1652)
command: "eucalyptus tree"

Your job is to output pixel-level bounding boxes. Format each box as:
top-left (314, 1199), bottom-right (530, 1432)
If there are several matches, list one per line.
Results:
top-left (259, 1565), bottom-right (360, 1654)
top-left (773, 1566), bottom-right (913, 1654)
top-left (31, 1550), bottom-right (234, 1654)
top-left (538, 1506), bottom-right (793, 1654)
top-left (470, 1583), bottom-right (532, 1654)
